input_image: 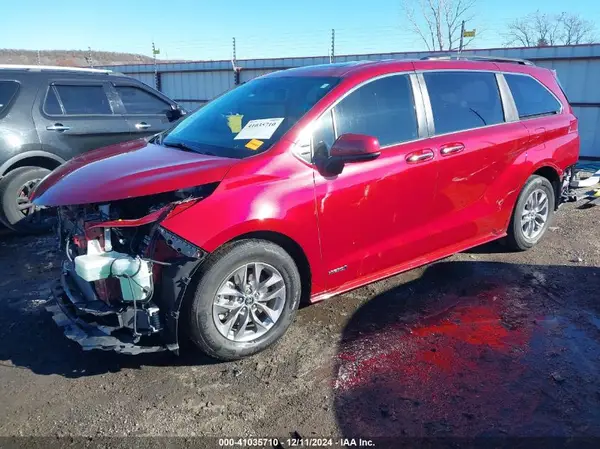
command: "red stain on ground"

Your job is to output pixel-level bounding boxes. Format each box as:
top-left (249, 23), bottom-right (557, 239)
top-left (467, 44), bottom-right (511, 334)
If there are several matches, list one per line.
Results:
top-left (333, 282), bottom-right (600, 437)
top-left (335, 290), bottom-right (529, 392)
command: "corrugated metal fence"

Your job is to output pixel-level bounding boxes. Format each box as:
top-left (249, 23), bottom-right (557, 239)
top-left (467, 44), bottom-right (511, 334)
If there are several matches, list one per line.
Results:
top-left (100, 44), bottom-right (600, 158)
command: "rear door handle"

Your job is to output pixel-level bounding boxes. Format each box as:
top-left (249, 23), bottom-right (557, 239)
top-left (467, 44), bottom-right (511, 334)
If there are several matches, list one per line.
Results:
top-left (135, 122), bottom-right (151, 130)
top-left (440, 143), bottom-right (465, 156)
top-left (46, 123), bottom-right (70, 132)
top-left (406, 149), bottom-right (434, 164)
top-left (531, 127), bottom-right (547, 147)
top-left (534, 127), bottom-right (546, 138)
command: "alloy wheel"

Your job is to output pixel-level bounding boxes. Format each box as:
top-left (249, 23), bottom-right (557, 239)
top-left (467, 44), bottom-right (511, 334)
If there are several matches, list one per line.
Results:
top-left (520, 188), bottom-right (549, 240)
top-left (212, 262), bottom-right (286, 342)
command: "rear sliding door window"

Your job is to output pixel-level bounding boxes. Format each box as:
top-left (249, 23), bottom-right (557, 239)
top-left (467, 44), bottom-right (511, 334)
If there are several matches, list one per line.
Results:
top-left (51, 85), bottom-right (112, 115)
top-left (424, 71), bottom-right (504, 135)
top-left (333, 74), bottom-right (418, 147)
top-left (505, 74), bottom-right (562, 119)
top-left (0, 81), bottom-right (19, 115)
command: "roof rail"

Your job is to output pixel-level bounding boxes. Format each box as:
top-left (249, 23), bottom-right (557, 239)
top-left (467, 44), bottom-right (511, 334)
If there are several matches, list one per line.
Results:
top-left (0, 64), bottom-right (113, 74)
top-left (420, 55), bottom-right (534, 66)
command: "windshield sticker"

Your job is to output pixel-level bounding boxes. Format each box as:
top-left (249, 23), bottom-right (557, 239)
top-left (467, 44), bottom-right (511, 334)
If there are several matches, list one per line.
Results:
top-left (245, 139), bottom-right (264, 151)
top-left (234, 118), bottom-right (284, 140)
top-left (226, 114), bottom-right (244, 133)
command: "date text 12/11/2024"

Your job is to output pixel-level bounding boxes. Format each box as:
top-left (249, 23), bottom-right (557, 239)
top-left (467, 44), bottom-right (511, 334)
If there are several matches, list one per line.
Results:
top-left (218, 437), bottom-right (375, 447)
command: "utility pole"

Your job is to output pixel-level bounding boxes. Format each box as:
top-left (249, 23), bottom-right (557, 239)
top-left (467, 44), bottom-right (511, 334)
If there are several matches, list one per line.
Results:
top-left (330, 29), bottom-right (335, 63)
top-left (37, 50), bottom-right (41, 65)
top-left (232, 37), bottom-right (241, 85)
top-left (232, 37), bottom-right (237, 63)
top-left (86, 46), bottom-right (94, 68)
top-left (152, 41), bottom-right (160, 90)
top-left (458, 20), bottom-right (466, 54)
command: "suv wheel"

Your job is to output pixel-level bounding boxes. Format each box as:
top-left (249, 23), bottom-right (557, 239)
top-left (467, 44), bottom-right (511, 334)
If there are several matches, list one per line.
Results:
top-left (506, 175), bottom-right (555, 251)
top-left (186, 239), bottom-right (301, 361)
top-left (0, 166), bottom-right (53, 234)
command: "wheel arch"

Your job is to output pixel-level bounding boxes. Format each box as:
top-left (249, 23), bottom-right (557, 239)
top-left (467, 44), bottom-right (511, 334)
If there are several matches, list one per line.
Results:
top-left (533, 164), bottom-right (561, 209)
top-left (228, 230), bottom-right (312, 304)
top-left (0, 151), bottom-right (65, 177)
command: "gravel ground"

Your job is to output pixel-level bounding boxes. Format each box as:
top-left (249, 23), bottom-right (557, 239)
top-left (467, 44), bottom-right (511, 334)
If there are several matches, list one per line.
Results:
top-left (0, 201), bottom-right (599, 441)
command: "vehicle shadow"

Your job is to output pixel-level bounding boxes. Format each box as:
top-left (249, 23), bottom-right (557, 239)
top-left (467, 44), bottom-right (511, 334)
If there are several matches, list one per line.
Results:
top-left (0, 233), bottom-right (220, 378)
top-left (463, 239), bottom-right (510, 254)
top-left (332, 260), bottom-right (600, 439)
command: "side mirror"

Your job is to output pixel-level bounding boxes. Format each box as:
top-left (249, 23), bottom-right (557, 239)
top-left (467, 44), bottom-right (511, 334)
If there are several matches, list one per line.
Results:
top-left (322, 133), bottom-right (380, 175)
top-left (166, 105), bottom-right (185, 122)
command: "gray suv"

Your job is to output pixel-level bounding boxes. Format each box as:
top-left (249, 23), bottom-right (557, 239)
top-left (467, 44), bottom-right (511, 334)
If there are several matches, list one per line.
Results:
top-left (0, 65), bottom-right (185, 233)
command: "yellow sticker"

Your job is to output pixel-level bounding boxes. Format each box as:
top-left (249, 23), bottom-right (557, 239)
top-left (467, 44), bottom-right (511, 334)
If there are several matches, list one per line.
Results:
top-left (226, 114), bottom-right (244, 133)
top-left (245, 139), bottom-right (264, 151)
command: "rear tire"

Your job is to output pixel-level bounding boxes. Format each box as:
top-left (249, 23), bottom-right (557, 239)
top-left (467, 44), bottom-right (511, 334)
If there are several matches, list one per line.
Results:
top-left (0, 166), bottom-right (53, 234)
top-left (506, 175), bottom-right (555, 251)
top-left (186, 239), bottom-right (301, 361)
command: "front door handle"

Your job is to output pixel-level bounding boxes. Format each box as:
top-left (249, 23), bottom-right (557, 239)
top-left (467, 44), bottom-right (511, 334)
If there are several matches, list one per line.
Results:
top-left (440, 143), bottom-right (465, 156)
top-left (135, 122), bottom-right (151, 130)
top-left (406, 149), bottom-right (434, 164)
top-left (46, 123), bottom-right (70, 132)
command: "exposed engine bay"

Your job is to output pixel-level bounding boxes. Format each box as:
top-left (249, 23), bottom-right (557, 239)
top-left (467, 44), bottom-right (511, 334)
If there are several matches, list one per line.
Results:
top-left (47, 188), bottom-right (214, 354)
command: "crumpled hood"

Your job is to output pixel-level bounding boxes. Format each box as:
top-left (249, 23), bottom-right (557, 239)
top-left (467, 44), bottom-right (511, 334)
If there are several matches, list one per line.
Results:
top-left (33, 139), bottom-right (237, 206)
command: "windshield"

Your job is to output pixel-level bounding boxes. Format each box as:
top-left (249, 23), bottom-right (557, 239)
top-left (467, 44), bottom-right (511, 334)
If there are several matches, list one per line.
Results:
top-left (162, 76), bottom-right (340, 158)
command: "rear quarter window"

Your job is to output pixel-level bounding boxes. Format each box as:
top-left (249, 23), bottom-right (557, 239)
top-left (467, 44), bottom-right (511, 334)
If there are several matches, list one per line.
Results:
top-left (0, 81), bottom-right (20, 115)
top-left (505, 74), bottom-right (562, 119)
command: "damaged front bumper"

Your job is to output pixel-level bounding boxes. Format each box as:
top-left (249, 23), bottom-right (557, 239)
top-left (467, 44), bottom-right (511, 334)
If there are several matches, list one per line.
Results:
top-left (47, 264), bottom-right (167, 355)
top-left (47, 226), bottom-right (205, 356)
top-left (43, 194), bottom-right (211, 355)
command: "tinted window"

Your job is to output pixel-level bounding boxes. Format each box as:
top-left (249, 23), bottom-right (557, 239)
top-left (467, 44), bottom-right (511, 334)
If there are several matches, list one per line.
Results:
top-left (116, 86), bottom-right (170, 114)
top-left (54, 85), bottom-right (112, 115)
top-left (424, 72), bottom-right (504, 135)
top-left (334, 75), bottom-right (417, 146)
top-left (505, 74), bottom-right (562, 119)
top-left (163, 76), bottom-right (339, 159)
top-left (0, 81), bottom-right (19, 114)
top-left (44, 88), bottom-right (62, 115)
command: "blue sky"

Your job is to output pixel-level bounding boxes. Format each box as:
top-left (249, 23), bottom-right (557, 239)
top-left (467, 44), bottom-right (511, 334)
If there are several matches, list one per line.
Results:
top-left (2, 0), bottom-right (599, 60)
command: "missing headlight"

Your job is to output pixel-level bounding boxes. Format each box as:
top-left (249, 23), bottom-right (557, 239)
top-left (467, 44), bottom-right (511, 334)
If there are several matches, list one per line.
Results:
top-left (158, 227), bottom-right (206, 259)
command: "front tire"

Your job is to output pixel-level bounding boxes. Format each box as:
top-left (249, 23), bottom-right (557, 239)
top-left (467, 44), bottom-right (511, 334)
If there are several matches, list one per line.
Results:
top-left (0, 166), bottom-right (52, 234)
top-left (506, 175), bottom-right (555, 251)
top-left (186, 239), bottom-right (301, 361)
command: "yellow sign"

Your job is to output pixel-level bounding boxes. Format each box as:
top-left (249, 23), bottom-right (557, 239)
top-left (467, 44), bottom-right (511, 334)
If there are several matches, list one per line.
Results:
top-left (226, 114), bottom-right (244, 133)
top-left (463, 30), bottom-right (476, 38)
top-left (245, 139), bottom-right (264, 151)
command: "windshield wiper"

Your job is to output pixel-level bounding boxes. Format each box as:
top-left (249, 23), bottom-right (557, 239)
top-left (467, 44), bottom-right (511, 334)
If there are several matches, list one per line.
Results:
top-left (163, 141), bottom-right (217, 156)
top-left (162, 141), bottom-right (198, 153)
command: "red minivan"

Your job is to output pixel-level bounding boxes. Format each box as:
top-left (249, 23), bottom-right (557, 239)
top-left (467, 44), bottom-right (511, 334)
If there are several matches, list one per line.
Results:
top-left (33, 56), bottom-right (579, 360)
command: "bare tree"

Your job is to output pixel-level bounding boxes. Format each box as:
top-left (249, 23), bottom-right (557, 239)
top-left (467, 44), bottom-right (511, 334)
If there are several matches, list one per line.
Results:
top-left (504, 11), bottom-right (596, 47)
top-left (561, 13), bottom-right (596, 45)
top-left (402, 0), bottom-right (477, 51)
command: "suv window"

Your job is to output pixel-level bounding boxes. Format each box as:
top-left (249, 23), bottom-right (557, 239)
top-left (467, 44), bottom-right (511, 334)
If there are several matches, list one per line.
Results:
top-left (52, 85), bottom-right (112, 115)
top-left (115, 85), bottom-right (170, 114)
top-left (0, 81), bottom-right (19, 115)
top-left (334, 75), bottom-right (418, 147)
top-left (505, 74), bottom-right (562, 119)
top-left (44, 88), bottom-right (62, 115)
top-left (424, 71), bottom-right (504, 135)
